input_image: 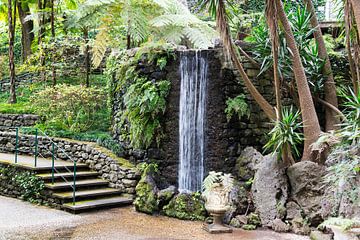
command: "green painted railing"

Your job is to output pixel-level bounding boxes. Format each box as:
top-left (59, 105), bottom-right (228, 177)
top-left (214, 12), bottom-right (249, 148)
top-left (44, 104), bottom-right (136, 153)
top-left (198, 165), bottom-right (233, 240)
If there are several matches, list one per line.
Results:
top-left (0, 126), bottom-right (77, 205)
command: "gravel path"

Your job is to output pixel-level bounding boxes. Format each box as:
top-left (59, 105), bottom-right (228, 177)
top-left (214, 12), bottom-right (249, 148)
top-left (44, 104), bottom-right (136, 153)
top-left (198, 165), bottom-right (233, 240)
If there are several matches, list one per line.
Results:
top-left (0, 196), bottom-right (310, 240)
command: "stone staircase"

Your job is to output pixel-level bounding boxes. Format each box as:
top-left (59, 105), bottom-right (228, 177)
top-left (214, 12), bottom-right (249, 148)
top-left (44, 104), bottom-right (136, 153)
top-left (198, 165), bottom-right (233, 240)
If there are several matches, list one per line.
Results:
top-left (36, 163), bottom-right (133, 214)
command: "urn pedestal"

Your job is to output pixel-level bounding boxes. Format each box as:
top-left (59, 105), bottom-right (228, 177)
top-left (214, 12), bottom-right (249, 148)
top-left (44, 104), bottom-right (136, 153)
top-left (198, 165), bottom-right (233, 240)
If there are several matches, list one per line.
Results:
top-left (203, 205), bottom-right (233, 234)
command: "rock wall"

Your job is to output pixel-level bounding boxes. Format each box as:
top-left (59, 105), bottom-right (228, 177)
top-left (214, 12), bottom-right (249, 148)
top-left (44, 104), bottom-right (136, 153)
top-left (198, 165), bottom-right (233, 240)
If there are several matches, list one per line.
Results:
top-left (0, 114), bottom-right (39, 128)
top-left (112, 49), bottom-right (276, 186)
top-left (0, 73), bottom-right (38, 92)
top-left (0, 131), bottom-right (139, 195)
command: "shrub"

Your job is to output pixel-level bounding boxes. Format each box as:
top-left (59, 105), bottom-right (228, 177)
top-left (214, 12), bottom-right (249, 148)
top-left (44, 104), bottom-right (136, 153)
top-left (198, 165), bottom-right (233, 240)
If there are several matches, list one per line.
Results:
top-left (31, 84), bottom-right (109, 133)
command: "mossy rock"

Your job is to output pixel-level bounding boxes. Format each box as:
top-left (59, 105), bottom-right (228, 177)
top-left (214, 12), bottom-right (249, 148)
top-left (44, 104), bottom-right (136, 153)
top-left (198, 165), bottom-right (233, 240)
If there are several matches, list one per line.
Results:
top-left (134, 163), bottom-right (159, 214)
top-left (248, 213), bottom-right (261, 226)
top-left (163, 193), bottom-right (207, 221)
top-left (242, 224), bottom-right (257, 230)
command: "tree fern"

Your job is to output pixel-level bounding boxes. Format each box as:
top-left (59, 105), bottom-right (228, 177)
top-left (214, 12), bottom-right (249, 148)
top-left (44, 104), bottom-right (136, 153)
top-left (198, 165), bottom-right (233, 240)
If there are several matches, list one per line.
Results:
top-left (92, 27), bottom-right (111, 68)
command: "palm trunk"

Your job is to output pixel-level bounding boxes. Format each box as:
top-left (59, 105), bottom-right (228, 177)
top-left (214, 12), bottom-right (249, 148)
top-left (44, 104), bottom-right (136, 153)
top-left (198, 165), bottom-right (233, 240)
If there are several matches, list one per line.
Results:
top-left (266, 0), bottom-right (282, 120)
top-left (275, 0), bottom-right (321, 161)
top-left (345, 0), bottom-right (359, 94)
top-left (8, 0), bottom-right (17, 104)
top-left (17, 2), bottom-right (34, 61)
top-left (303, 0), bottom-right (339, 131)
top-left (217, 0), bottom-right (276, 120)
top-left (350, 0), bottom-right (360, 37)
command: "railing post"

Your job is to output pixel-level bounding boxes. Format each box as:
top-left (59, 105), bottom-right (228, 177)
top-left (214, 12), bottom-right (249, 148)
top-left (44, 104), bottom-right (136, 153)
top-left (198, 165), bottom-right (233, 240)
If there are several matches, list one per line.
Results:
top-left (15, 128), bottom-right (19, 164)
top-left (34, 129), bottom-right (38, 167)
top-left (73, 160), bottom-right (76, 205)
top-left (51, 142), bottom-right (55, 185)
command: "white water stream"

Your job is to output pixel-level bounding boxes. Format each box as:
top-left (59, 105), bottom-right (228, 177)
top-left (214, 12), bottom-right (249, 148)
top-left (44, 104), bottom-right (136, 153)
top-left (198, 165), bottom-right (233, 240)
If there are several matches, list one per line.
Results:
top-left (178, 51), bottom-right (208, 192)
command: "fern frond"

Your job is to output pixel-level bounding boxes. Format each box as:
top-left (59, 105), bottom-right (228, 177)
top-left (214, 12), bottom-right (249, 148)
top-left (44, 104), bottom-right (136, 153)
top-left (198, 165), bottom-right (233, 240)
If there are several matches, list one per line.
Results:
top-left (92, 27), bottom-right (110, 68)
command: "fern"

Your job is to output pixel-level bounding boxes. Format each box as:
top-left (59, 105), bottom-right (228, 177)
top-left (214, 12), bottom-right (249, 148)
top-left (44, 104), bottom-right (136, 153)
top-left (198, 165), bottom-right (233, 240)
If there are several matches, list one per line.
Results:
top-left (225, 94), bottom-right (250, 121)
top-left (92, 27), bottom-right (111, 68)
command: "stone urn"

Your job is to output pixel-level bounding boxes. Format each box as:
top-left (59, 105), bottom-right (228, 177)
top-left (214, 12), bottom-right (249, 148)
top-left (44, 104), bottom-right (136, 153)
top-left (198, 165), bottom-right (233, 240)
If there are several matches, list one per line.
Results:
top-left (203, 184), bottom-right (233, 233)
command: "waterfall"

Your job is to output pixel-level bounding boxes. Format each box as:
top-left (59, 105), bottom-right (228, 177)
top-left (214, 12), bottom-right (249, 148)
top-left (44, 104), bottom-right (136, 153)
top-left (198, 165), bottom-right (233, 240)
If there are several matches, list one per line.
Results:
top-left (178, 50), bottom-right (208, 192)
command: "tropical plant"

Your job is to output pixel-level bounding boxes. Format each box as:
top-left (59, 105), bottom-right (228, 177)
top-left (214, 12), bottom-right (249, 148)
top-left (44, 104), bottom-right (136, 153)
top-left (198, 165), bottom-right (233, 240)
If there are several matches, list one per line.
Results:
top-left (264, 107), bottom-right (303, 166)
top-left (224, 94), bottom-right (250, 121)
top-left (339, 89), bottom-right (360, 144)
top-left (202, 171), bottom-right (234, 200)
top-left (120, 77), bottom-right (171, 149)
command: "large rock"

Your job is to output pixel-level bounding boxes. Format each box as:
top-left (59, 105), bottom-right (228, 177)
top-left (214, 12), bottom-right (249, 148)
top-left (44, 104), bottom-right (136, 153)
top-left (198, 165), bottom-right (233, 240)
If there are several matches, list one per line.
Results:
top-left (287, 161), bottom-right (326, 226)
top-left (236, 147), bottom-right (263, 181)
top-left (223, 181), bottom-right (250, 223)
top-left (134, 165), bottom-right (159, 214)
top-left (163, 193), bottom-right (207, 221)
top-left (251, 154), bottom-right (288, 227)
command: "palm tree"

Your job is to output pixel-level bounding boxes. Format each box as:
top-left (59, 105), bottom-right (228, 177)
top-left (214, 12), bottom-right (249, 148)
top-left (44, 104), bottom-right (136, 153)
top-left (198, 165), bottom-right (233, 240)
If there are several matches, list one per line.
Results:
top-left (275, 0), bottom-right (321, 161)
top-left (200, 0), bottom-right (276, 120)
top-left (8, 0), bottom-right (17, 104)
top-left (303, 0), bottom-right (339, 131)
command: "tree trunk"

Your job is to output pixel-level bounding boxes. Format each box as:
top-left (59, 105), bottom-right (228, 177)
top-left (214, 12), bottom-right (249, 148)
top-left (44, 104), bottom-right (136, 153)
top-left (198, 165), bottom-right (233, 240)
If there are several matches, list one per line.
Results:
top-left (51, 0), bottom-right (56, 86)
top-left (303, 0), bottom-right (339, 131)
top-left (8, 0), bottom-right (17, 104)
top-left (345, 0), bottom-right (359, 94)
top-left (17, 2), bottom-right (34, 61)
top-left (84, 28), bottom-right (90, 87)
top-left (38, 0), bottom-right (47, 81)
top-left (350, 0), bottom-right (360, 37)
top-left (217, 0), bottom-right (276, 120)
top-left (275, 0), bottom-right (321, 161)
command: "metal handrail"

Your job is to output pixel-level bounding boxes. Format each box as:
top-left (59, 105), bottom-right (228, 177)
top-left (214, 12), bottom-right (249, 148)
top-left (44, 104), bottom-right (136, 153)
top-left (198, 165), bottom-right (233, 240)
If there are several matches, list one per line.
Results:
top-left (0, 126), bottom-right (77, 205)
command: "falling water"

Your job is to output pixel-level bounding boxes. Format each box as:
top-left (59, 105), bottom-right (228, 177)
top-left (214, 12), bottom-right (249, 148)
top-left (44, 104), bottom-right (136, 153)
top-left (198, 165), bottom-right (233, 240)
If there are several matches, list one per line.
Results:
top-left (178, 50), bottom-right (208, 192)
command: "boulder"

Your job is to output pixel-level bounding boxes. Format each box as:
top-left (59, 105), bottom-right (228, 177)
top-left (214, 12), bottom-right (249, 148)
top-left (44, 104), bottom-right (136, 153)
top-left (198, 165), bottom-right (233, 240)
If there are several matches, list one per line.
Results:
top-left (272, 218), bottom-right (290, 233)
top-left (251, 154), bottom-right (288, 227)
top-left (224, 181), bottom-right (249, 223)
top-left (157, 185), bottom-right (177, 208)
top-left (286, 201), bottom-right (302, 220)
top-left (236, 147), bottom-right (263, 181)
top-left (291, 217), bottom-right (311, 235)
top-left (163, 193), bottom-right (206, 221)
top-left (134, 171), bottom-right (159, 214)
top-left (287, 161), bottom-right (326, 226)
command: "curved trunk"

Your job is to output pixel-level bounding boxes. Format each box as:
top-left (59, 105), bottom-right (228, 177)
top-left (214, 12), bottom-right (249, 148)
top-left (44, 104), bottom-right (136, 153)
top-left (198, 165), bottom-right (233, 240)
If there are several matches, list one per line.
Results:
top-left (275, 0), bottom-right (321, 161)
top-left (351, 0), bottom-right (360, 36)
top-left (303, 0), bottom-right (339, 131)
top-left (217, 0), bottom-right (276, 120)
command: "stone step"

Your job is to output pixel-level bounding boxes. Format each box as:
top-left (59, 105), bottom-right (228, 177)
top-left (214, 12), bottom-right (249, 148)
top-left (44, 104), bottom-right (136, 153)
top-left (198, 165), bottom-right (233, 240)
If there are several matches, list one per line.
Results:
top-left (62, 196), bottom-right (133, 214)
top-left (45, 179), bottom-right (108, 190)
top-left (37, 171), bottom-right (99, 181)
top-left (33, 163), bottom-right (89, 173)
top-left (53, 188), bottom-right (122, 200)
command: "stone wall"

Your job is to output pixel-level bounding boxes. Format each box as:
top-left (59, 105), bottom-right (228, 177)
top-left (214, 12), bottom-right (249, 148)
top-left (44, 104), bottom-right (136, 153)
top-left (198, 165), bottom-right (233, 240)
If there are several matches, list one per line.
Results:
top-left (0, 131), bottom-right (139, 195)
top-left (0, 163), bottom-right (60, 207)
top-left (111, 48), bottom-right (276, 186)
top-left (0, 72), bottom-right (38, 92)
top-left (0, 114), bottom-right (39, 128)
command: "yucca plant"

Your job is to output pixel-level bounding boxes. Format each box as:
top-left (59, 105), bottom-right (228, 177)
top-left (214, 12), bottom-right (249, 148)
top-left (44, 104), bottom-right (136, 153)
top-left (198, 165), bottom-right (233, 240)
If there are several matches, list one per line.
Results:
top-left (339, 89), bottom-right (360, 144)
top-left (264, 107), bottom-right (304, 166)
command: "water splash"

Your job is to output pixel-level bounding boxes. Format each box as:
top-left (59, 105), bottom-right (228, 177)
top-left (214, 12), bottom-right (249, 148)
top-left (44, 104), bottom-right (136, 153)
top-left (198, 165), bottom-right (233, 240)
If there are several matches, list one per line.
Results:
top-left (178, 50), bottom-right (208, 192)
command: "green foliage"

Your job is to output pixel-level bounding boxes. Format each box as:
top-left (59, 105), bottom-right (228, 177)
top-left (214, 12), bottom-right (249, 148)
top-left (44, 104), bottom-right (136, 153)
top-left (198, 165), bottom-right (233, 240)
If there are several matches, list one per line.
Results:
top-left (202, 171), bottom-right (234, 197)
top-left (246, 6), bottom-right (326, 93)
top-left (339, 89), bottom-right (360, 144)
top-left (0, 166), bottom-right (45, 203)
top-left (30, 84), bottom-right (109, 133)
top-left (319, 218), bottom-right (360, 231)
top-left (225, 94), bottom-right (250, 121)
top-left (264, 107), bottom-right (304, 159)
top-left (121, 78), bottom-right (171, 148)
top-left (163, 192), bottom-right (207, 221)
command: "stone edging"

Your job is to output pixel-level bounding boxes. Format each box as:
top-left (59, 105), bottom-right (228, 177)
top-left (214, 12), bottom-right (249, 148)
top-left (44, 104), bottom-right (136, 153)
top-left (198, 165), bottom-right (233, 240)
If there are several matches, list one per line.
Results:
top-left (0, 114), bottom-right (39, 128)
top-left (0, 131), bottom-right (140, 195)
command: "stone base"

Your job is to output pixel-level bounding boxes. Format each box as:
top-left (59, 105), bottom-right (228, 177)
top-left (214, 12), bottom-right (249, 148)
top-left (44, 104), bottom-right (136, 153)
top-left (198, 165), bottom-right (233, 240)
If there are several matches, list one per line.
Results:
top-left (203, 223), bottom-right (233, 234)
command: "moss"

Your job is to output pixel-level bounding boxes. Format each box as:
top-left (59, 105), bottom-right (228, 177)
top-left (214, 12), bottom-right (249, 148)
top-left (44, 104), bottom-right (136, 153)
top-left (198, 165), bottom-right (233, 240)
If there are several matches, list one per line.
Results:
top-left (134, 178), bottom-right (159, 214)
top-left (248, 213), bottom-right (261, 226)
top-left (163, 193), bottom-right (207, 221)
top-left (242, 224), bottom-right (257, 230)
